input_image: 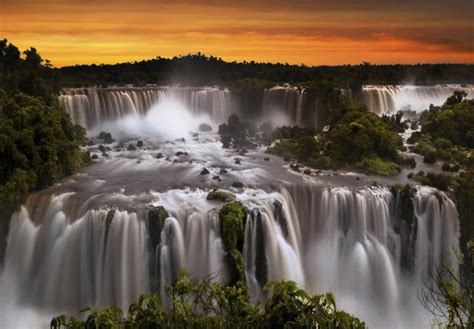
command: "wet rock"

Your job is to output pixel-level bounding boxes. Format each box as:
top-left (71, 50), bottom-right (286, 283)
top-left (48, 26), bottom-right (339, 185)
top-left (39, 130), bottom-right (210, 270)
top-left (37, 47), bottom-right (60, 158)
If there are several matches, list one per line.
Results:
top-left (356, 176), bottom-right (360, 180)
top-left (106, 146), bottom-right (111, 151)
top-left (102, 152), bottom-right (109, 157)
top-left (173, 159), bottom-right (178, 164)
top-left (165, 157), bottom-right (170, 161)
top-left (303, 169), bottom-right (311, 175)
top-left (232, 181), bottom-right (244, 188)
top-left (283, 157), bottom-right (291, 162)
top-left (117, 142), bottom-right (125, 148)
top-left (156, 153), bottom-right (164, 159)
top-left (264, 157), bottom-right (270, 161)
top-left (127, 144), bottom-right (137, 151)
top-left (184, 152), bottom-right (189, 156)
top-left (98, 131), bottom-right (108, 139)
top-left (175, 151), bottom-right (184, 156)
top-left (103, 133), bottom-right (113, 144)
top-left (176, 138), bottom-right (185, 142)
top-left (199, 123), bottom-right (212, 132)
top-left (234, 158), bottom-right (242, 165)
top-left (207, 189), bottom-right (234, 202)
top-left (212, 175), bottom-right (221, 182)
top-left (220, 167), bottom-right (228, 174)
top-left (290, 164), bottom-right (300, 172)
top-left (240, 148), bottom-right (248, 155)
top-left (98, 145), bottom-right (106, 153)
top-left (91, 154), bottom-right (99, 160)
top-left (201, 168), bottom-right (210, 175)
top-left (192, 132), bottom-right (199, 137)
top-left (136, 140), bottom-right (144, 148)
top-left (87, 140), bottom-right (94, 146)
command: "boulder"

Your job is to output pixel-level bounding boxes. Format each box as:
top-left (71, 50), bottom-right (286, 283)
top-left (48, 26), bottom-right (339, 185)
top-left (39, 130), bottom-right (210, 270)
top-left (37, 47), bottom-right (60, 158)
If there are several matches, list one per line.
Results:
top-left (127, 144), bottom-right (137, 151)
top-left (136, 140), bottom-right (144, 147)
top-left (98, 131), bottom-right (107, 139)
top-left (98, 144), bottom-right (106, 153)
top-left (87, 140), bottom-right (94, 146)
top-left (220, 167), bottom-right (228, 174)
top-left (103, 133), bottom-right (113, 144)
top-left (199, 123), bottom-right (213, 132)
top-left (264, 157), bottom-right (270, 161)
top-left (91, 154), bottom-right (99, 160)
top-left (232, 181), bottom-right (244, 188)
top-left (207, 189), bottom-right (234, 202)
top-left (201, 168), bottom-right (210, 175)
top-left (303, 169), bottom-right (311, 175)
top-left (156, 153), bottom-right (164, 159)
top-left (234, 158), bottom-right (242, 165)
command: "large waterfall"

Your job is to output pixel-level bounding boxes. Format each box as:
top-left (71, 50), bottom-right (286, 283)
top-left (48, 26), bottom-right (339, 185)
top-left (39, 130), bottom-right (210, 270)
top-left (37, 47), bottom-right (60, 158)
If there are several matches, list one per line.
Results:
top-left (363, 85), bottom-right (474, 114)
top-left (1, 88), bottom-right (462, 328)
top-left (60, 84), bottom-right (474, 131)
top-left (59, 87), bottom-right (234, 129)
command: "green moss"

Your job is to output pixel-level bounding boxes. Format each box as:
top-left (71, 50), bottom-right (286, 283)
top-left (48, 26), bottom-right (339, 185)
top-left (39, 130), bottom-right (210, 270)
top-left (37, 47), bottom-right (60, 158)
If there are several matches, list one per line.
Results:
top-left (358, 156), bottom-right (400, 177)
top-left (219, 201), bottom-right (247, 252)
top-left (206, 190), bottom-right (234, 202)
top-left (219, 201), bottom-right (247, 285)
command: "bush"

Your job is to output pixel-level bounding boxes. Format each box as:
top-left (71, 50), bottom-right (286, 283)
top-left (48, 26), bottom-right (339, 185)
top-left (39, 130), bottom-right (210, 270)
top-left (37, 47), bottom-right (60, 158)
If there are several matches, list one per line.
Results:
top-left (358, 156), bottom-right (400, 177)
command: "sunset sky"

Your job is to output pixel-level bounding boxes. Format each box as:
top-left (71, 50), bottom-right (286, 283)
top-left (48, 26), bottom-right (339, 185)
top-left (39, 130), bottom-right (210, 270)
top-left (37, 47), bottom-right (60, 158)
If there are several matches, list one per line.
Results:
top-left (1, 0), bottom-right (473, 67)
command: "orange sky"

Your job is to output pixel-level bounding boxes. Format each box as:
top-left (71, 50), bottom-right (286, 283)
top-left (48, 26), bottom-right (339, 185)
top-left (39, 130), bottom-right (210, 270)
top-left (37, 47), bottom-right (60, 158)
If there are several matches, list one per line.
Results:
top-left (1, 0), bottom-right (473, 67)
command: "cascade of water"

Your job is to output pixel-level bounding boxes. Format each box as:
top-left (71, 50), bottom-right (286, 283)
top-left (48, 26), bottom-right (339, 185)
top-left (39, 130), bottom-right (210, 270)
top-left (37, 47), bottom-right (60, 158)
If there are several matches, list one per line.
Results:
top-left (59, 87), bottom-right (234, 129)
top-left (363, 85), bottom-right (474, 114)
top-left (262, 86), bottom-right (305, 125)
top-left (0, 183), bottom-right (459, 328)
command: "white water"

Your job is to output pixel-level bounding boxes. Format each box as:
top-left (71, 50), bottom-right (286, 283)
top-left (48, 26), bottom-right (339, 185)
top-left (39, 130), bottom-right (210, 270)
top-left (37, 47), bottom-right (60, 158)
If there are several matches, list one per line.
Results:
top-left (1, 91), bottom-right (462, 328)
top-left (363, 85), bottom-right (474, 114)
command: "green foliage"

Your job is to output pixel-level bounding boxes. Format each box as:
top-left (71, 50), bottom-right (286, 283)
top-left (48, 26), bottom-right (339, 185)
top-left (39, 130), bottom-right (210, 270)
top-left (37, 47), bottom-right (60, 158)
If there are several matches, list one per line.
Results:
top-left (421, 93), bottom-right (474, 148)
top-left (219, 201), bottom-right (247, 252)
top-left (358, 156), bottom-right (400, 177)
top-left (51, 271), bottom-right (365, 329)
top-left (0, 92), bottom-right (86, 210)
top-left (412, 172), bottom-right (453, 191)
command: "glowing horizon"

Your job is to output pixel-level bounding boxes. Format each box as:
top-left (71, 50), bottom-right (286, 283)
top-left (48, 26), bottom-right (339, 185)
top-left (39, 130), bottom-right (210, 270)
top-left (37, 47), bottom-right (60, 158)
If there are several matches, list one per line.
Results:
top-left (1, 0), bottom-right (473, 67)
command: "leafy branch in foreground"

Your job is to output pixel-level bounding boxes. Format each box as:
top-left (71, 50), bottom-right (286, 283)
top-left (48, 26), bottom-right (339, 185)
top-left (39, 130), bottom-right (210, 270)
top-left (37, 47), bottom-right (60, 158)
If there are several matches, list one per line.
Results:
top-left (51, 270), bottom-right (365, 329)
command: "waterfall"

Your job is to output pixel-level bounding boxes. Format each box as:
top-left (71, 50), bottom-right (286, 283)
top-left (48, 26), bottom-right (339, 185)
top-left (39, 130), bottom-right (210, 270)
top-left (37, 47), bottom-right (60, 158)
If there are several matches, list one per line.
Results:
top-left (59, 87), bottom-right (234, 129)
top-left (363, 84), bottom-right (474, 114)
top-left (0, 182), bottom-right (458, 327)
top-left (262, 86), bottom-right (305, 125)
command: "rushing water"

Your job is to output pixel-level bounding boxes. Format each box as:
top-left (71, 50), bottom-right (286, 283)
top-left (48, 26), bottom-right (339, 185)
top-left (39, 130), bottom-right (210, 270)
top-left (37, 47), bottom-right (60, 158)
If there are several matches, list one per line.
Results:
top-left (0, 89), bottom-right (461, 328)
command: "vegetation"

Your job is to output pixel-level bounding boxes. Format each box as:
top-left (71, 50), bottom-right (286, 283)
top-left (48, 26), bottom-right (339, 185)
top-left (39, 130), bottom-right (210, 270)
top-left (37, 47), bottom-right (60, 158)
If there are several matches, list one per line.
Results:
top-left (51, 270), bottom-right (365, 329)
top-left (265, 94), bottom-right (403, 176)
top-left (57, 52), bottom-right (474, 87)
top-left (0, 40), bottom-right (86, 259)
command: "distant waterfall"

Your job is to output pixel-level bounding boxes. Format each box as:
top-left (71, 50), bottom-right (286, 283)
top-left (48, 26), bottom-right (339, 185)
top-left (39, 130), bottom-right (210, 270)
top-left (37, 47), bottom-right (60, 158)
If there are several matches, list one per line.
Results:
top-left (262, 86), bottom-right (306, 125)
top-left (59, 87), bottom-right (234, 129)
top-left (1, 184), bottom-right (458, 327)
top-left (363, 85), bottom-right (474, 114)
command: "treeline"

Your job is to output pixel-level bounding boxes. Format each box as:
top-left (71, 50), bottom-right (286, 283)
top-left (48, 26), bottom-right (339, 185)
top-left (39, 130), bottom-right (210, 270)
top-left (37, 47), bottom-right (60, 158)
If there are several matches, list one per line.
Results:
top-left (58, 53), bottom-right (474, 87)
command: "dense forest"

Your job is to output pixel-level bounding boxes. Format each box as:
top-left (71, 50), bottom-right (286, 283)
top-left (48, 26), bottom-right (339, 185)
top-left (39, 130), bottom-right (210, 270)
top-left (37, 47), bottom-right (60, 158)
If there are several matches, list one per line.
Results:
top-left (58, 54), bottom-right (474, 88)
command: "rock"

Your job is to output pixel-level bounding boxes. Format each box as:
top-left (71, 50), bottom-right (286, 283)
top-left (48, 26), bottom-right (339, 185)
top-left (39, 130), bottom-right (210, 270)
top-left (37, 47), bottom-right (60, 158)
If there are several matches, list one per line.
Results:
top-left (212, 175), bottom-right (221, 181)
top-left (201, 168), bottom-right (210, 175)
top-left (98, 131), bottom-right (107, 139)
top-left (207, 189), bottom-right (234, 202)
top-left (356, 176), bottom-right (360, 180)
top-left (240, 148), bottom-right (248, 155)
top-left (87, 140), bottom-right (94, 146)
top-left (183, 152), bottom-right (189, 156)
top-left (98, 144), bottom-right (106, 153)
top-left (165, 157), bottom-right (170, 161)
top-left (264, 157), bottom-right (270, 161)
top-left (283, 157), bottom-right (291, 162)
top-left (102, 152), bottom-right (109, 157)
top-left (192, 132), bottom-right (199, 137)
top-left (221, 135), bottom-right (231, 148)
top-left (423, 152), bottom-right (437, 164)
top-left (290, 164), bottom-right (300, 172)
top-left (303, 169), bottom-right (311, 175)
top-left (115, 148), bottom-right (122, 152)
top-left (176, 138), bottom-right (185, 142)
top-left (173, 159), bottom-right (178, 164)
top-left (136, 140), bottom-right (144, 147)
top-left (91, 154), bottom-right (99, 160)
top-left (175, 151), bottom-right (184, 156)
top-left (199, 123), bottom-right (212, 132)
top-left (103, 133), bottom-right (113, 144)
top-left (234, 158), bottom-right (242, 165)
top-left (106, 146), bottom-right (111, 151)
top-left (156, 153), bottom-right (164, 159)
top-left (232, 181), bottom-right (244, 188)
top-left (127, 144), bottom-right (137, 151)
top-left (220, 167), bottom-right (228, 174)
top-left (117, 142), bottom-right (125, 148)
